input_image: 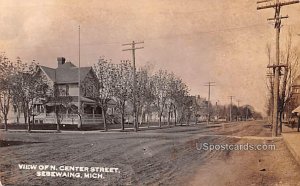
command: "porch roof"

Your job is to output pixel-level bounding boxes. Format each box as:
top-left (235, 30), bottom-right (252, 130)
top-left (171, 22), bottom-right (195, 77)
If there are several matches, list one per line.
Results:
top-left (46, 96), bottom-right (96, 106)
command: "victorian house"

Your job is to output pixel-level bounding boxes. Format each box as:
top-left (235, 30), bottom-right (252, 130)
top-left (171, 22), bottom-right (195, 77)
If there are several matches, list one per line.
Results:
top-left (9, 57), bottom-right (106, 127)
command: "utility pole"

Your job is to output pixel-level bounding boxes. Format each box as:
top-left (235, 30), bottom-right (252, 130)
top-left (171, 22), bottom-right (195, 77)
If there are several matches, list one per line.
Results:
top-left (257, 0), bottom-right (299, 136)
top-left (204, 82), bottom-right (216, 124)
top-left (78, 25), bottom-right (82, 130)
top-left (122, 41), bottom-right (144, 132)
top-left (228, 96), bottom-right (234, 122)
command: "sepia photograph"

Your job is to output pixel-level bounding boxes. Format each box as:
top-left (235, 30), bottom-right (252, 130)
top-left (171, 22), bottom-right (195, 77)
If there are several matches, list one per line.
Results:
top-left (0, 0), bottom-right (300, 185)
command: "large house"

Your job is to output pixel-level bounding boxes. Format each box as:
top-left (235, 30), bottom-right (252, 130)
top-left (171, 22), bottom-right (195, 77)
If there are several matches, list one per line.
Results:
top-left (8, 57), bottom-right (110, 127)
top-left (292, 75), bottom-right (300, 106)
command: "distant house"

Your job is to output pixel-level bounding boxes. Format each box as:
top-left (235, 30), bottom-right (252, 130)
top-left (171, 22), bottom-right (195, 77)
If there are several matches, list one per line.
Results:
top-left (289, 75), bottom-right (300, 115)
top-left (292, 75), bottom-right (300, 106)
top-left (8, 57), bottom-right (109, 126)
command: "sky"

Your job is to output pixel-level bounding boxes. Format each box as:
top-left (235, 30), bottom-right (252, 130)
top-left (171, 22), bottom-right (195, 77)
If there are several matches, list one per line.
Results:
top-left (0, 0), bottom-right (300, 114)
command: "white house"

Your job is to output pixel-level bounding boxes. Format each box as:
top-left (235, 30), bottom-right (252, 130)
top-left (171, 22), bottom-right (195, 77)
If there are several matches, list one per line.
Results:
top-left (8, 57), bottom-right (109, 127)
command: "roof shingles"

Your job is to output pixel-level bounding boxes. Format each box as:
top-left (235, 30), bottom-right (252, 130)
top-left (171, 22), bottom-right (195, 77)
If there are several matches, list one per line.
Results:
top-left (40, 62), bottom-right (92, 84)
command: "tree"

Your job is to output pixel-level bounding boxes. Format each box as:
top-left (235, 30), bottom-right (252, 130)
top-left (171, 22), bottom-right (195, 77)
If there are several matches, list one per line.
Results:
top-left (265, 43), bottom-right (274, 124)
top-left (165, 73), bottom-right (190, 126)
top-left (278, 31), bottom-right (300, 133)
top-left (169, 78), bottom-right (189, 125)
top-left (93, 57), bottom-right (117, 131)
top-left (0, 53), bottom-right (16, 131)
top-left (11, 61), bottom-right (48, 132)
top-left (47, 83), bottom-right (73, 132)
top-left (135, 66), bottom-right (155, 126)
top-left (114, 60), bottom-right (133, 131)
top-left (152, 70), bottom-right (170, 128)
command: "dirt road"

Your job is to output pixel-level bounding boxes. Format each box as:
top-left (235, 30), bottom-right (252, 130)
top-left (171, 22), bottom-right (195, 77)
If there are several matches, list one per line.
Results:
top-left (0, 121), bottom-right (300, 185)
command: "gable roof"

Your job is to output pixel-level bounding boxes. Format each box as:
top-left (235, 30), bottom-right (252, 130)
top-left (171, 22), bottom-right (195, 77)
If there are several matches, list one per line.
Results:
top-left (39, 62), bottom-right (93, 84)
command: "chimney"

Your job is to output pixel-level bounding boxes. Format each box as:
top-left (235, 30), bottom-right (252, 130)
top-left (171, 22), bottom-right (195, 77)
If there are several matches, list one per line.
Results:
top-left (57, 57), bottom-right (66, 67)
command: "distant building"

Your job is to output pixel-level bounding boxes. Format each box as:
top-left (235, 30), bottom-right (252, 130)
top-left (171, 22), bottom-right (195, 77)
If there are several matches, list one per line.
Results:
top-left (292, 75), bottom-right (300, 106)
top-left (286, 75), bottom-right (300, 119)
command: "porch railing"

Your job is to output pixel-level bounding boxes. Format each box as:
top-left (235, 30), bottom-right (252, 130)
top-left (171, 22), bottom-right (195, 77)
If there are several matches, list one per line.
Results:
top-left (44, 113), bottom-right (103, 125)
top-left (45, 113), bottom-right (102, 118)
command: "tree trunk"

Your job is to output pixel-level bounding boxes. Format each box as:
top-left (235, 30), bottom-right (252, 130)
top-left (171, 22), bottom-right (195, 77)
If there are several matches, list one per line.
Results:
top-left (102, 108), bottom-right (107, 131)
top-left (174, 109), bottom-right (177, 126)
top-left (279, 111), bottom-right (283, 134)
top-left (4, 115), bottom-right (8, 131)
top-left (77, 114), bottom-right (82, 130)
top-left (140, 108), bottom-right (144, 127)
top-left (146, 114), bottom-right (150, 128)
top-left (159, 112), bottom-right (162, 128)
top-left (121, 112), bottom-right (125, 131)
top-left (32, 115), bottom-right (35, 126)
top-left (56, 114), bottom-right (61, 132)
top-left (16, 109), bottom-right (20, 124)
top-left (56, 118), bottom-right (60, 132)
top-left (167, 111), bottom-right (170, 127)
top-left (24, 111), bottom-right (27, 125)
top-left (27, 114), bottom-right (31, 132)
top-left (167, 104), bottom-right (172, 127)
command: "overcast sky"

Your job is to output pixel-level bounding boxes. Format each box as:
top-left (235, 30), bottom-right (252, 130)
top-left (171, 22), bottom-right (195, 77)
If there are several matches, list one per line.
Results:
top-left (1, 0), bottom-right (300, 114)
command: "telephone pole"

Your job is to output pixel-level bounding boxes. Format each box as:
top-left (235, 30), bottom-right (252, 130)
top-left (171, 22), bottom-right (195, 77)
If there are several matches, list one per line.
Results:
top-left (257, 0), bottom-right (299, 136)
top-left (204, 82), bottom-right (216, 124)
top-left (228, 96), bottom-right (235, 122)
top-left (78, 25), bottom-right (82, 130)
top-left (122, 41), bottom-right (144, 132)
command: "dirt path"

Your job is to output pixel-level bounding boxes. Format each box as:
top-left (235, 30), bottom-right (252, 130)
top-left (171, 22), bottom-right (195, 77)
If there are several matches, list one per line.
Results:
top-left (182, 121), bottom-right (300, 186)
top-left (0, 121), bottom-right (300, 185)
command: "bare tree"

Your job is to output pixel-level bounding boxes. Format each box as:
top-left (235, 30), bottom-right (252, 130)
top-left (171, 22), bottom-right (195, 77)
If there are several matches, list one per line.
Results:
top-left (265, 43), bottom-right (274, 124)
top-left (114, 60), bottom-right (133, 131)
top-left (135, 66), bottom-right (155, 127)
top-left (47, 83), bottom-right (73, 132)
top-left (170, 78), bottom-right (189, 125)
top-left (152, 70), bottom-right (170, 128)
top-left (11, 61), bottom-right (48, 132)
top-left (93, 57), bottom-right (117, 131)
top-left (0, 53), bottom-right (16, 131)
top-left (278, 31), bottom-right (300, 133)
